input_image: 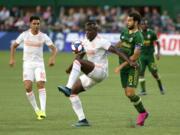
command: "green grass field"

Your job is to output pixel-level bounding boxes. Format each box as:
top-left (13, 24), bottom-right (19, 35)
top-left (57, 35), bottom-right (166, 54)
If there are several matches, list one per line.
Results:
top-left (0, 51), bottom-right (179, 135)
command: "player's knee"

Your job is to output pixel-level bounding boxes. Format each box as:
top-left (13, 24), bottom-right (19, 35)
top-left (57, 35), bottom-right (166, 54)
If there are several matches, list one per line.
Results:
top-left (24, 85), bottom-right (32, 92)
top-left (125, 91), bottom-right (134, 97)
top-left (125, 88), bottom-right (135, 97)
top-left (37, 82), bottom-right (45, 89)
top-left (151, 72), bottom-right (158, 79)
top-left (139, 71), bottom-right (145, 77)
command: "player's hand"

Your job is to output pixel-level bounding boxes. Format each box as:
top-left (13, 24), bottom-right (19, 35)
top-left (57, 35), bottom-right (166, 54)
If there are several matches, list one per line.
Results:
top-left (129, 61), bottom-right (138, 68)
top-left (48, 57), bottom-right (55, 67)
top-left (9, 59), bottom-right (15, 67)
top-left (114, 66), bottom-right (121, 74)
top-left (156, 53), bottom-right (160, 60)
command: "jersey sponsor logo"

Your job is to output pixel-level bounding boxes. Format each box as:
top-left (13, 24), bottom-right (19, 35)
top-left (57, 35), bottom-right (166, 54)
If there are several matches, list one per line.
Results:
top-left (86, 50), bottom-right (96, 55)
top-left (121, 42), bottom-right (131, 48)
top-left (24, 40), bottom-right (43, 47)
top-left (144, 40), bottom-right (151, 46)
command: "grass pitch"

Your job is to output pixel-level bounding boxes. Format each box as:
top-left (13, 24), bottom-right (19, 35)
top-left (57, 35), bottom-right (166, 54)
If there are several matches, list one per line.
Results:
top-left (0, 51), bottom-right (179, 135)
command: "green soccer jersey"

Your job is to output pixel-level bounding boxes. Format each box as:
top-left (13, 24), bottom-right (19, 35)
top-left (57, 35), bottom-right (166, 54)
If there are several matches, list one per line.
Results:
top-left (119, 28), bottom-right (144, 68)
top-left (141, 28), bottom-right (158, 55)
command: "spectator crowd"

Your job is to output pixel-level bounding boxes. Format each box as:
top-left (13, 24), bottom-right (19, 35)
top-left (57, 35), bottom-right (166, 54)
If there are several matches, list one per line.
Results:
top-left (0, 6), bottom-right (179, 34)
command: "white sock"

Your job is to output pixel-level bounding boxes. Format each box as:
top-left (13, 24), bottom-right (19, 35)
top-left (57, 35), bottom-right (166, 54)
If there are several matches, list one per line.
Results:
top-left (26, 91), bottom-right (39, 112)
top-left (66, 60), bottom-right (81, 89)
top-left (39, 88), bottom-right (46, 112)
top-left (69, 95), bottom-right (85, 121)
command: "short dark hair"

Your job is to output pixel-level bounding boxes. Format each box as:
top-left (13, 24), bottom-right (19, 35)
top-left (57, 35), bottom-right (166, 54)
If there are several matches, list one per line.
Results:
top-left (29, 16), bottom-right (40, 22)
top-left (129, 11), bottom-right (141, 24)
top-left (85, 21), bottom-right (98, 30)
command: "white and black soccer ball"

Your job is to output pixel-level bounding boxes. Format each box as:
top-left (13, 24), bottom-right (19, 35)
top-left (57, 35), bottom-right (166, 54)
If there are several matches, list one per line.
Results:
top-left (71, 41), bottom-right (84, 54)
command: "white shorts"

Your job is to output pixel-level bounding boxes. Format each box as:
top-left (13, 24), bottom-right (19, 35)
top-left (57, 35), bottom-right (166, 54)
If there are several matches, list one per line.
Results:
top-left (23, 62), bottom-right (46, 82)
top-left (80, 65), bottom-right (107, 90)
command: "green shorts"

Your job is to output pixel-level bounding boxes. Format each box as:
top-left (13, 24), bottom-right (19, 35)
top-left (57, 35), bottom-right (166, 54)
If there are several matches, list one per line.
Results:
top-left (120, 67), bottom-right (139, 88)
top-left (139, 55), bottom-right (158, 76)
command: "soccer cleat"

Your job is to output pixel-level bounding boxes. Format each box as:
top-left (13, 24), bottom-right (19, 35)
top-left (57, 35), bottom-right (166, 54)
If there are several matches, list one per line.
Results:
top-left (160, 90), bottom-right (165, 95)
top-left (160, 87), bottom-right (165, 95)
top-left (136, 112), bottom-right (149, 126)
top-left (36, 110), bottom-right (46, 120)
top-left (73, 119), bottom-right (90, 127)
top-left (138, 91), bottom-right (147, 96)
top-left (57, 86), bottom-right (71, 97)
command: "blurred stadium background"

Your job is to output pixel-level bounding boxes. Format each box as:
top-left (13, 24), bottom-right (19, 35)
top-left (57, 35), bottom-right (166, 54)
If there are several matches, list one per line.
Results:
top-left (0, 0), bottom-right (180, 135)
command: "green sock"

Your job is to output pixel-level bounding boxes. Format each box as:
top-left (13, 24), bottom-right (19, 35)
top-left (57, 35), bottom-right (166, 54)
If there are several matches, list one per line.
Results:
top-left (129, 95), bottom-right (146, 113)
top-left (139, 78), bottom-right (146, 92)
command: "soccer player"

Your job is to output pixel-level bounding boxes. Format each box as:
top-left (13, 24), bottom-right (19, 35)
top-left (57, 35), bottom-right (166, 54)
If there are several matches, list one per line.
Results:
top-left (9, 16), bottom-right (57, 120)
top-left (139, 18), bottom-right (165, 95)
top-left (114, 12), bottom-right (149, 126)
top-left (57, 21), bottom-right (136, 127)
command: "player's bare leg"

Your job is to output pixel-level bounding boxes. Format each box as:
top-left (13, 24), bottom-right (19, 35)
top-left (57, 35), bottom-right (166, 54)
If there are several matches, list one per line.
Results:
top-left (125, 87), bottom-right (148, 126)
top-left (68, 79), bottom-right (90, 127)
top-left (58, 59), bottom-right (94, 127)
top-left (37, 81), bottom-right (46, 119)
top-left (24, 80), bottom-right (40, 118)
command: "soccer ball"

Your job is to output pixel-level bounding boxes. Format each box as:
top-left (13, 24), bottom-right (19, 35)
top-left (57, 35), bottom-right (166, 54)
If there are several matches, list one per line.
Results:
top-left (71, 41), bottom-right (84, 54)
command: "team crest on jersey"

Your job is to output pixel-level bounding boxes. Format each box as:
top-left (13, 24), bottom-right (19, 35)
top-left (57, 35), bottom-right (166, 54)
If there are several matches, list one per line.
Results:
top-left (147, 34), bottom-right (151, 39)
top-left (129, 37), bottom-right (133, 42)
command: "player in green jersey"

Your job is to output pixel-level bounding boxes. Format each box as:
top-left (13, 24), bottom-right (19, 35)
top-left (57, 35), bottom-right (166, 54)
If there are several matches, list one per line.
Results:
top-left (139, 18), bottom-right (165, 95)
top-left (115, 12), bottom-right (148, 126)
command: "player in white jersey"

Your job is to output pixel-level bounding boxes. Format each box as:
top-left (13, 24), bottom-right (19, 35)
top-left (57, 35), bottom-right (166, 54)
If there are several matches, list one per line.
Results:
top-left (9, 16), bottom-right (57, 120)
top-left (57, 21), bottom-right (136, 127)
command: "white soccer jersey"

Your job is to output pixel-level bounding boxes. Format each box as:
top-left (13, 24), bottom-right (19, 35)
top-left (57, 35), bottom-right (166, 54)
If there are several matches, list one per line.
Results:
top-left (82, 35), bottom-right (111, 74)
top-left (16, 30), bottom-right (53, 62)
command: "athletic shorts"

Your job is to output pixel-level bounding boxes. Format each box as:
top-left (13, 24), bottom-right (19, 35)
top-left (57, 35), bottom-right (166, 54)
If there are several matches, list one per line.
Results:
top-left (139, 54), bottom-right (158, 76)
top-left (23, 61), bottom-right (46, 82)
top-left (80, 64), bottom-right (107, 90)
top-left (120, 67), bottom-right (139, 88)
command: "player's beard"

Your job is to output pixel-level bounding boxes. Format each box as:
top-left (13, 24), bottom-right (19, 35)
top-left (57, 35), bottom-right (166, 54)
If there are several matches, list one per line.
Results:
top-left (128, 25), bottom-right (135, 30)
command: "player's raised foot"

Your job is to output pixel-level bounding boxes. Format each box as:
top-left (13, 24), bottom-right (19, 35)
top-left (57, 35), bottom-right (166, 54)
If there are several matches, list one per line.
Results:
top-left (36, 110), bottom-right (46, 120)
top-left (57, 86), bottom-right (71, 97)
top-left (138, 91), bottom-right (147, 96)
top-left (136, 112), bottom-right (149, 126)
top-left (72, 119), bottom-right (90, 127)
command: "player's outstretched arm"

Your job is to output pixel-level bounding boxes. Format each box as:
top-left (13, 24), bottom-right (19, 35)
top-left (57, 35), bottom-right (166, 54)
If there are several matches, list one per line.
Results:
top-left (114, 41), bottom-right (122, 48)
top-left (9, 42), bottom-right (19, 67)
top-left (66, 51), bottom-right (86, 74)
top-left (108, 46), bottom-right (135, 67)
top-left (114, 45), bottom-right (141, 71)
top-left (48, 45), bottom-right (57, 67)
top-left (114, 62), bottom-right (127, 74)
top-left (129, 46), bottom-right (141, 62)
